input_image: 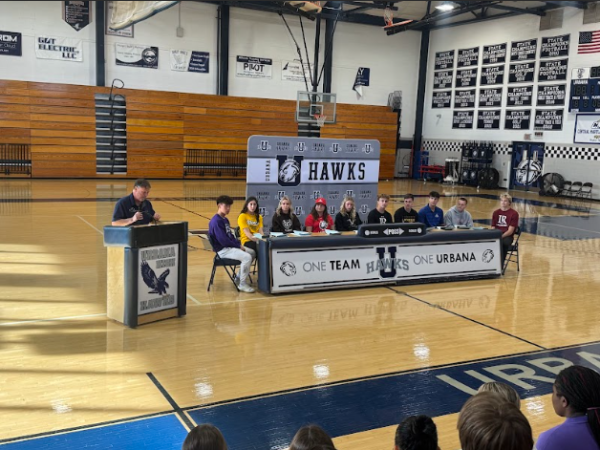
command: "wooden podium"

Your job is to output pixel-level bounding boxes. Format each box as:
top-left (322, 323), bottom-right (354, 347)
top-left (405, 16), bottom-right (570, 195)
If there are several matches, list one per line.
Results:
top-left (103, 222), bottom-right (188, 328)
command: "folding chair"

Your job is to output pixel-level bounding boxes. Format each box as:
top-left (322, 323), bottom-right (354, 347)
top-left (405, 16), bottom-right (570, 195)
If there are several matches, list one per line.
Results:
top-left (570, 181), bottom-right (583, 198)
top-left (562, 180), bottom-right (572, 197)
top-left (206, 234), bottom-right (241, 292)
top-left (502, 227), bottom-right (521, 275)
top-left (580, 182), bottom-right (593, 199)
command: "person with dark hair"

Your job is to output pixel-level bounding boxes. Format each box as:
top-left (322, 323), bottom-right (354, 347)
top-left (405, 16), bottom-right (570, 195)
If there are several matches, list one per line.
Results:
top-left (536, 365), bottom-right (600, 450)
top-left (335, 196), bottom-right (363, 231)
top-left (182, 424), bottom-right (227, 450)
top-left (208, 195), bottom-right (255, 293)
top-left (289, 425), bottom-right (336, 450)
top-left (394, 194), bottom-right (419, 223)
top-left (271, 196), bottom-right (302, 233)
top-left (367, 194), bottom-right (393, 224)
top-left (418, 191), bottom-right (443, 228)
top-left (458, 391), bottom-right (533, 450)
top-left (305, 198), bottom-right (333, 233)
top-left (111, 178), bottom-right (161, 226)
top-left (444, 197), bottom-right (473, 228)
top-left (395, 415), bottom-right (439, 450)
top-left (492, 194), bottom-right (519, 262)
top-left (238, 196), bottom-right (264, 254)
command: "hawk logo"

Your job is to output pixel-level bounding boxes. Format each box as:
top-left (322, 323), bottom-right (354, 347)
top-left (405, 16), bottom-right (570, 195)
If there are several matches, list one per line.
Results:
top-left (295, 142), bottom-right (306, 152)
top-left (277, 155), bottom-right (303, 187)
top-left (577, 68), bottom-right (585, 79)
top-left (482, 249), bottom-right (495, 263)
top-left (280, 261), bottom-right (297, 277)
top-left (141, 261), bottom-right (170, 295)
top-left (360, 204), bottom-right (369, 214)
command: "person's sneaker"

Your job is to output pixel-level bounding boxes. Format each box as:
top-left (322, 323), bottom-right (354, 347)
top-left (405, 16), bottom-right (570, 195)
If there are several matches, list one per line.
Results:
top-left (238, 283), bottom-right (255, 293)
top-left (234, 275), bottom-right (240, 285)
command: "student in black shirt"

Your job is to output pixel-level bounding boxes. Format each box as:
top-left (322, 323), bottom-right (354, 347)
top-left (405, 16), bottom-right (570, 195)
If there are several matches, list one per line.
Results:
top-left (394, 193), bottom-right (419, 223)
top-left (271, 195), bottom-right (302, 233)
top-left (367, 194), bottom-right (393, 224)
top-left (334, 196), bottom-right (363, 231)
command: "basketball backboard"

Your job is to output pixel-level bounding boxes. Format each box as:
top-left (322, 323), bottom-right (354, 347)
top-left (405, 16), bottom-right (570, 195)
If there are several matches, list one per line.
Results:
top-left (296, 91), bottom-right (337, 124)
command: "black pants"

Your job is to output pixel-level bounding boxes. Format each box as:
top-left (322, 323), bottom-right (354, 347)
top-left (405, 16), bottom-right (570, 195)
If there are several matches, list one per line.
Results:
top-left (244, 240), bottom-right (258, 258)
top-left (501, 235), bottom-right (514, 262)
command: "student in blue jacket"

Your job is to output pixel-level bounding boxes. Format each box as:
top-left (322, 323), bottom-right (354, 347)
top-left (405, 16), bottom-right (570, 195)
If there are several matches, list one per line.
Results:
top-left (418, 191), bottom-right (444, 227)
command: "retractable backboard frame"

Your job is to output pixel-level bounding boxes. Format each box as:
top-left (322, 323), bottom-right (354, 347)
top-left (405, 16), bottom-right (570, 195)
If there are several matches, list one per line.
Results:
top-left (296, 91), bottom-right (337, 124)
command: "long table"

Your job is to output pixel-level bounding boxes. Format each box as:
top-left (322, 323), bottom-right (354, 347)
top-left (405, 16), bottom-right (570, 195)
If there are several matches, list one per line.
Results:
top-left (257, 229), bottom-right (502, 294)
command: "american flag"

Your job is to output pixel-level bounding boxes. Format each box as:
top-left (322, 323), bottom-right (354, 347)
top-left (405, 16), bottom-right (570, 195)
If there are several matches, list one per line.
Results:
top-left (578, 31), bottom-right (600, 54)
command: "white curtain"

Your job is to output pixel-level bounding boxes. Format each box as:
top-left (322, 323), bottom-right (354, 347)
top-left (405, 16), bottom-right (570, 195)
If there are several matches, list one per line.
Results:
top-left (109, 1), bottom-right (179, 30)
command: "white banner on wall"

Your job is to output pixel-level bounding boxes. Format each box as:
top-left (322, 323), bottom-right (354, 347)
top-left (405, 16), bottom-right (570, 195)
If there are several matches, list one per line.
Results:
top-left (170, 50), bottom-right (209, 73)
top-left (282, 60), bottom-right (312, 82)
top-left (35, 36), bottom-right (83, 62)
top-left (236, 55), bottom-right (272, 78)
top-left (116, 43), bottom-right (158, 68)
top-left (574, 115), bottom-right (600, 144)
top-left (138, 244), bottom-right (179, 315)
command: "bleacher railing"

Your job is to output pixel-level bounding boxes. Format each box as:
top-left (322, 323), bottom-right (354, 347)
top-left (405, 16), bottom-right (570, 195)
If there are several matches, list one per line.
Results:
top-left (184, 149), bottom-right (247, 177)
top-left (0, 144), bottom-right (32, 176)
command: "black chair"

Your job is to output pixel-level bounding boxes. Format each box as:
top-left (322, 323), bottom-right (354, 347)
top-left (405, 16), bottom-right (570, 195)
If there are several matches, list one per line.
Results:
top-left (570, 181), bottom-right (583, 198)
top-left (579, 182), bottom-right (593, 199)
top-left (206, 234), bottom-right (241, 292)
top-left (502, 226), bottom-right (521, 275)
top-left (562, 180), bottom-right (572, 197)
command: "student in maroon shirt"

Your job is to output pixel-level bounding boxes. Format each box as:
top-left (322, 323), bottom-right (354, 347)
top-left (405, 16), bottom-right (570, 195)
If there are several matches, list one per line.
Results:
top-left (491, 194), bottom-right (520, 262)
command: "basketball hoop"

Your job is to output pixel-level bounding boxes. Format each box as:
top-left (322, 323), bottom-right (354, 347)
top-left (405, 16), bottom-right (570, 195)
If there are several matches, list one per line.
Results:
top-left (383, 6), bottom-right (394, 27)
top-left (314, 114), bottom-right (327, 128)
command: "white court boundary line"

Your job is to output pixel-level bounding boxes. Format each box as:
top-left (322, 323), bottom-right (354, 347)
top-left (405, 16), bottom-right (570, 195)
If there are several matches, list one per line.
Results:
top-left (0, 313), bottom-right (107, 326)
top-left (186, 294), bottom-right (201, 305)
top-left (76, 215), bottom-right (104, 235)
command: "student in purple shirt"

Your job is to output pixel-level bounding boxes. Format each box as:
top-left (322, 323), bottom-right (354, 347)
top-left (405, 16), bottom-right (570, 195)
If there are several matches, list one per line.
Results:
top-left (536, 365), bottom-right (600, 450)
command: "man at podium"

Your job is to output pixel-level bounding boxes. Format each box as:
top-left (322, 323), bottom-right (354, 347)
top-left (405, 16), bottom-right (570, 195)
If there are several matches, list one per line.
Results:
top-left (112, 179), bottom-right (162, 226)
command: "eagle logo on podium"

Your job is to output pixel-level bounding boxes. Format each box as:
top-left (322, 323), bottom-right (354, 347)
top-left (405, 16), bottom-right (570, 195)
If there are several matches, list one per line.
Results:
top-left (141, 261), bottom-right (170, 295)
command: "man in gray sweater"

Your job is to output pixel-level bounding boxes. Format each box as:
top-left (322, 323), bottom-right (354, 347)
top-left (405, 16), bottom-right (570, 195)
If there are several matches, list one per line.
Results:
top-left (444, 197), bottom-right (474, 228)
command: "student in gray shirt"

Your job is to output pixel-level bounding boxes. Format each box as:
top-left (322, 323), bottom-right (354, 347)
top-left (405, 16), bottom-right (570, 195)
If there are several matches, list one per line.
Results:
top-left (444, 197), bottom-right (474, 227)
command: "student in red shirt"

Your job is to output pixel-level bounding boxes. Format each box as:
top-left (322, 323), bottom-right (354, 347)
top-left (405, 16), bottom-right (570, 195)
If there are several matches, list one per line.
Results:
top-left (491, 194), bottom-right (520, 262)
top-left (305, 197), bottom-right (333, 233)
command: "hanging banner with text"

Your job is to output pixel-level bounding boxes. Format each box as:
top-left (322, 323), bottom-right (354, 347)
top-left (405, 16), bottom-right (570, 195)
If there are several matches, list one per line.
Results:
top-left (480, 65), bottom-right (505, 85)
top-left (537, 84), bottom-right (566, 106)
top-left (507, 86), bottom-right (533, 107)
top-left (479, 88), bottom-right (503, 108)
top-left (535, 109), bottom-right (564, 131)
top-left (511, 38), bottom-right (538, 61)
top-left (282, 60), bottom-right (313, 82)
top-left (538, 59), bottom-right (568, 82)
top-left (574, 114), bottom-right (600, 144)
top-left (509, 62), bottom-right (535, 83)
top-left (434, 50), bottom-right (455, 70)
top-left (477, 110), bottom-right (501, 129)
top-left (170, 50), bottom-right (209, 73)
top-left (105, 2), bottom-right (133, 37)
top-left (540, 34), bottom-right (570, 58)
top-left (432, 91), bottom-right (452, 108)
top-left (0, 31), bottom-right (21, 56)
top-left (236, 55), bottom-right (272, 79)
top-left (433, 71), bottom-right (453, 89)
top-left (35, 36), bottom-right (82, 61)
top-left (482, 43), bottom-right (506, 65)
top-left (115, 43), bottom-right (158, 68)
top-left (457, 47), bottom-right (479, 67)
top-left (138, 244), bottom-right (179, 315)
top-left (454, 89), bottom-right (476, 108)
top-left (63, 1), bottom-right (91, 31)
top-left (505, 109), bottom-right (531, 130)
top-left (455, 68), bottom-right (478, 88)
top-left (453, 111), bottom-right (474, 129)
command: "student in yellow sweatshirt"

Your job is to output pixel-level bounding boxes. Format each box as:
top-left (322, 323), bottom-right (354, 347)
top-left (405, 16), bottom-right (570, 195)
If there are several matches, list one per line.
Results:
top-left (237, 196), bottom-right (264, 255)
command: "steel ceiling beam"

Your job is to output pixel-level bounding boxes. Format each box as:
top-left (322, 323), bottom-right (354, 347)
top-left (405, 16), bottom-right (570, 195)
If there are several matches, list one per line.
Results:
top-left (344, 1), bottom-right (398, 10)
top-left (488, 4), bottom-right (546, 16)
top-left (542, 1), bottom-right (587, 8)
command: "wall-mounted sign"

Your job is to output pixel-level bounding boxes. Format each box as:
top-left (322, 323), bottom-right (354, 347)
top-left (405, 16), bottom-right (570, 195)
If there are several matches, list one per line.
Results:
top-left (507, 86), bottom-right (533, 107)
top-left (477, 110), bottom-right (501, 129)
top-left (479, 88), bottom-right (503, 108)
top-left (534, 109), bottom-right (564, 131)
top-left (36, 36), bottom-right (83, 62)
top-left (509, 62), bottom-right (535, 83)
top-left (457, 47), bottom-right (479, 67)
top-left (540, 34), bottom-right (570, 58)
top-left (432, 91), bottom-right (452, 108)
top-left (115, 43), bottom-right (158, 68)
top-left (435, 50), bottom-right (455, 70)
top-left (505, 109), bottom-right (531, 130)
top-left (170, 50), bottom-right (209, 73)
top-left (433, 70), bottom-right (453, 89)
top-left (452, 110), bottom-right (474, 129)
top-left (63, 1), bottom-right (91, 32)
top-left (282, 60), bottom-right (313, 82)
top-left (482, 43), bottom-right (506, 65)
top-left (511, 38), bottom-right (537, 61)
top-left (574, 114), bottom-right (600, 144)
top-left (106, 2), bottom-right (133, 37)
top-left (537, 84), bottom-right (566, 106)
top-left (236, 55), bottom-right (272, 78)
top-left (538, 59), bottom-right (568, 82)
top-left (480, 65), bottom-right (505, 85)
top-left (455, 68), bottom-right (478, 88)
top-left (454, 89), bottom-right (476, 108)
top-left (0, 31), bottom-right (21, 56)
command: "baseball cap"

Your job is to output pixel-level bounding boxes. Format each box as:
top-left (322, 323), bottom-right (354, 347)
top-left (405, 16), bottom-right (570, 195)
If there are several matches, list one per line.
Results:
top-left (315, 197), bottom-right (327, 206)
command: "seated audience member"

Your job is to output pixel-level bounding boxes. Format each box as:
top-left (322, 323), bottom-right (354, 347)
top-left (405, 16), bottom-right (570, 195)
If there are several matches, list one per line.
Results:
top-left (208, 195), bottom-right (255, 293)
top-left (395, 415), bottom-right (440, 450)
top-left (271, 195), bottom-right (302, 233)
top-left (367, 194), bottom-right (393, 224)
top-left (491, 194), bottom-right (519, 262)
top-left (335, 196), bottom-right (363, 231)
top-left (182, 424), bottom-right (227, 450)
top-left (458, 391), bottom-right (533, 450)
top-left (444, 197), bottom-right (474, 228)
top-left (238, 196), bottom-right (264, 255)
top-left (535, 365), bottom-right (600, 450)
top-left (305, 198), bottom-right (333, 233)
top-left (477, 381), bottom-right (521, 408)
top-left (418, 191), bottom-right (444, 228)
top-left (289, 425), bottom-right (337, 450)
top-left (394, 194), bottom-right (419, 223)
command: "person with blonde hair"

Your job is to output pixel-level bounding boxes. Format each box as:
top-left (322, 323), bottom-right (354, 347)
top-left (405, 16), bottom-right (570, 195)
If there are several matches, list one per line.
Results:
top-left (271, 195), bottom-right (302, 233)
top-left (334, 196), bottom-right (363, 231)
top-left (491, 193), bottom-right (519, 262)
top-left (477, 381), bottom-right (520, 408)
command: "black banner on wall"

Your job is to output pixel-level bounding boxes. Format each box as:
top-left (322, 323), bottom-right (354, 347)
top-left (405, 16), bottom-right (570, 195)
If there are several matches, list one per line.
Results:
top-left (482, 43), bottom-right (506, 65)
top-left (507, 86), bottom-right (533, 107)
top-left (540, 34), bottom-right (570, 58)
top-left (538, 59), bottom-right (568, 82)
top-left (0, 31), bottom-right (21, 56)
top-left (455, 68), bottom-right (478, 88)
top-left (479, 88), bottom-right (503, 107)
top-left (454, 89), bottom-right (476, 108)
top-left (477, 110), bottom-right (501, 129)
top-left (511, 38), bottom-right (537, 61)
top-left (452, 110), bottom-right (474, 129)
top-left (480, 65), bottom-right (505, 85)
top-left (435, 50), bottom-right (455, 70)
top-left (505, 109), bottom-right (531, 130)
top-left (509, 62), bottom-right (535, 83)
top-left (458, 47), bottom-right (479, 67)
top-left (63, 1), bottom-right (91, 32)
top-left (433, 70), bottom-right (453, 89)
top-left (432, 91), bottom-right (452, 108)
top-left (537, 84), bottom-right (566, 106)
top-left (534, 109), bottom-right (564, 130)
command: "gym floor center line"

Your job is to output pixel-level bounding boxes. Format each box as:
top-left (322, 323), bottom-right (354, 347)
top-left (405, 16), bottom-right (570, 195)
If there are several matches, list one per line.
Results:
top-left (147, 372), bottom-right (195, 431)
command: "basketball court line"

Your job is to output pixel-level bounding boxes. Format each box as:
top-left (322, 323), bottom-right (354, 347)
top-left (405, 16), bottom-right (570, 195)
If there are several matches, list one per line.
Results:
top-left (186, 293), bottom-right (201, 305)
top-left (0, 313), bottom-right (107, 327)
top-left (147, 373), bottom-right (195, 431)
top-left (75, 215), bottom-right (103, 235)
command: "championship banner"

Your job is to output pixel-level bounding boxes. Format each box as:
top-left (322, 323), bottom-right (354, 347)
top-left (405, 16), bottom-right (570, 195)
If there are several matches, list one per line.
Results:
top-left (574, 115), bottom-right (600, 144)
top-left (246, 136), bottom-right (380, 225)
top-left (35, 36), bottom-right (83, 62)
top-left (116, 43), bottom-right (158, 69)
top-left (170, 50), bottom-right (209, 73)
top-left (236, 55), bottom-right (272, 78)
top-left (353, 67), bottom-right (371, 97)
top-left (0, 31), bottom-right (21, 56)
top-left (63, 1), bottom-right (91, 32)
top-left (282, 60), bottom-right (312, 82)
top-left (138, 244), bottom-right (178, 315)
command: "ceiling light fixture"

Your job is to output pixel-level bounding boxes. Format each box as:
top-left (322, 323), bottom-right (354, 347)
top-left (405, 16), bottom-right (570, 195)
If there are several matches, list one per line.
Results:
top-left (435, 1), bottom-right (455, 12)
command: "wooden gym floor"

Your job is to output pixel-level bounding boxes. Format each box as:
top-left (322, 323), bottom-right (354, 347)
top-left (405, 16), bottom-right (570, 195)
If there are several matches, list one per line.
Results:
top-left (1, 178), bottom-right (599, 449)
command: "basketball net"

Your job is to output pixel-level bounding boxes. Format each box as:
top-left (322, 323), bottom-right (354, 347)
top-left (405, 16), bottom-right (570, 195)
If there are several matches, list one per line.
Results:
top-left (383, 6), bottom-right (394, 27)
top-left (314, 114), bottom-right (326, 128)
